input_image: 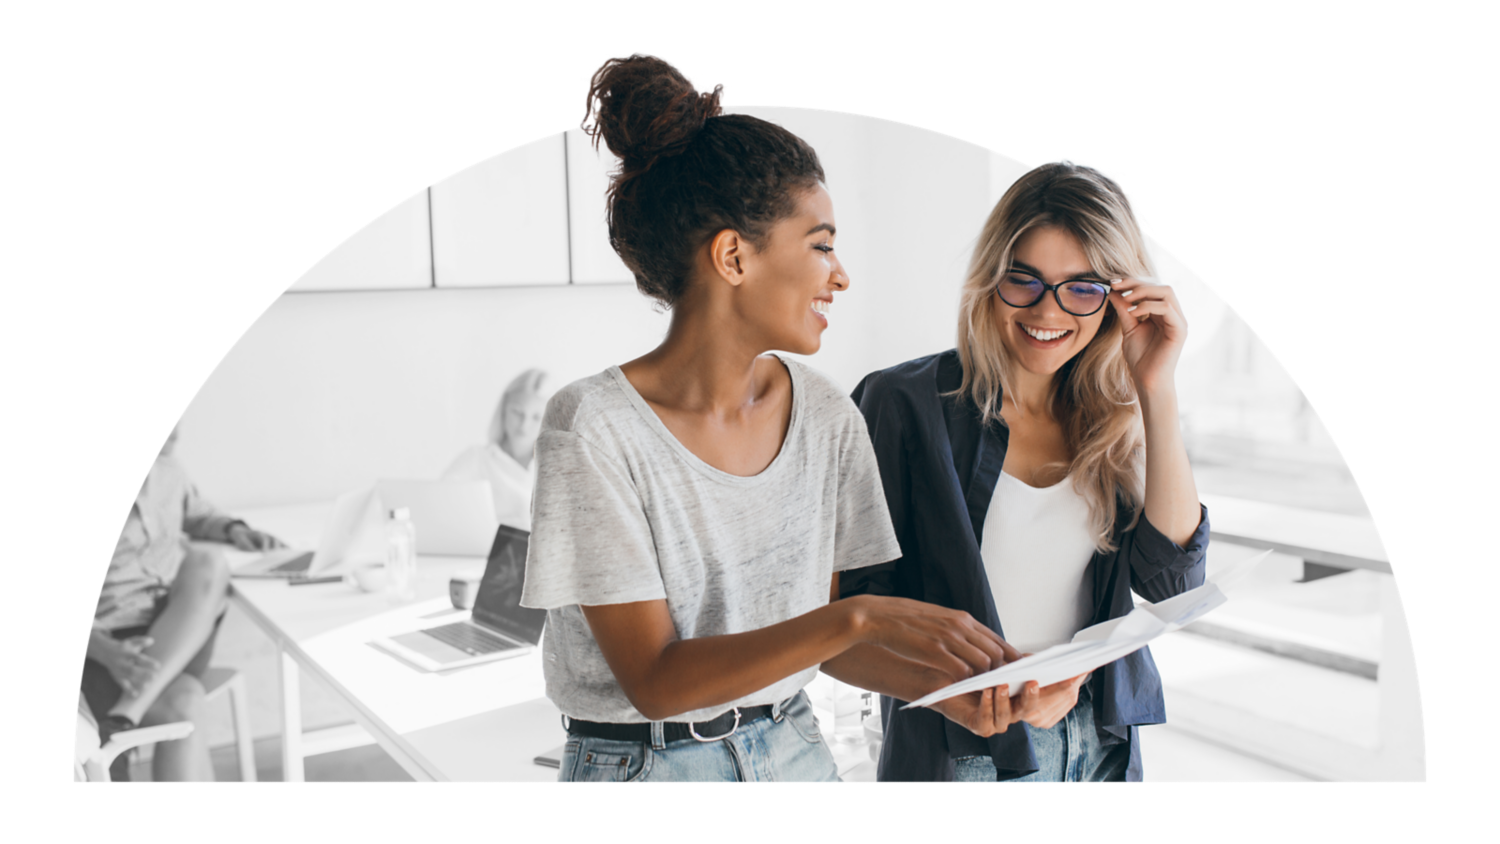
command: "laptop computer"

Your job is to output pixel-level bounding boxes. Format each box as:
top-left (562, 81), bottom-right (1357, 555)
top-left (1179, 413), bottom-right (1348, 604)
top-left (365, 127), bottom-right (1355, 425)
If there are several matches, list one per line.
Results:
top-left (370, 524), bottom-right (545, 671)
top-left (231, 486), bottom-right (380, 580)
top-left (373, 479), bottom-right (498, 557)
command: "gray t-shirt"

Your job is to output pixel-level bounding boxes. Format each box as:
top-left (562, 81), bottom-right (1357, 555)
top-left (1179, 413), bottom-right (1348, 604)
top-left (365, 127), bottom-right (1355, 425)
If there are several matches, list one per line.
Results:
top-left (520, 355), bottom-right (902, 723)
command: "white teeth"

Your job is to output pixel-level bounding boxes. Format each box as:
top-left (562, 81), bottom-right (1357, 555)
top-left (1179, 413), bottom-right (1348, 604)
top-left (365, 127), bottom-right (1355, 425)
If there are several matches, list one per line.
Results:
top-left (1023, 325), bottom-right (1071, 342)
top-left (812, 300), bottom-right (830, 315)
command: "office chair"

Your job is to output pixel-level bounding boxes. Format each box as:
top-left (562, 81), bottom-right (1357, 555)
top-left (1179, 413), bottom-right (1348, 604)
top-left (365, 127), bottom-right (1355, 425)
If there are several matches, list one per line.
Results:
top-left (74, 666), bottom-right (257, 782)
top-left (75, 693), bottom-right (193, 782)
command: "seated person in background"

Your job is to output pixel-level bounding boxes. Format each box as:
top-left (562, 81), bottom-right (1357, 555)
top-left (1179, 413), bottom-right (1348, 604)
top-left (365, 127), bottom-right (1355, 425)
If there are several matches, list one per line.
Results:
top-left (82, 425), bottom-right (281, 781)
top-left (443, 368), bottom-right (550, 530)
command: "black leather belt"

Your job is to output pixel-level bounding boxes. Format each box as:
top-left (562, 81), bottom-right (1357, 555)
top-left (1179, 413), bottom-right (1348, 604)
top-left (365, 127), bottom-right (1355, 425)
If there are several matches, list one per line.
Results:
top-left (567, 704), bottom-right (776, 743)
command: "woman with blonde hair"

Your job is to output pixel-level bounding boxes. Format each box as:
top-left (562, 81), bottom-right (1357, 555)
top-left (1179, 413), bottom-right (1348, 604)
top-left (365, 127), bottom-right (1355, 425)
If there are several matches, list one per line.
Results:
top-left (844, 162), bottom-right (1209, 781)
top-left (443, 368), bottom-right (550, 529)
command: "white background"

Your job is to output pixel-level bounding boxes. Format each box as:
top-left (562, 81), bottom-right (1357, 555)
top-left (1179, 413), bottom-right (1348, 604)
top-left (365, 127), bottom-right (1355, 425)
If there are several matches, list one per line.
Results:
top-left (3, 0), bottom-right (1494, 838)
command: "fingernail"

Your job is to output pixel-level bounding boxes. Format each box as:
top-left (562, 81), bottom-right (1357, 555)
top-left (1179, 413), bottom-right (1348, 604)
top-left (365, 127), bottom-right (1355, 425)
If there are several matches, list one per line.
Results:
top-left (1121, 289), bottom-right (1132, 297)
top-left (1127, 305), bottom-right (1138, 312)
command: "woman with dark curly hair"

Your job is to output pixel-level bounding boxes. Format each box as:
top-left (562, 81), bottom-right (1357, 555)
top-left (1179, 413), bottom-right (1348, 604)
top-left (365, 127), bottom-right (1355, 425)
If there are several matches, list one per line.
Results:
top-left (519, 56), bottom-right (1073, 782)
top-left (844, 162), bottom-right (1209, 781)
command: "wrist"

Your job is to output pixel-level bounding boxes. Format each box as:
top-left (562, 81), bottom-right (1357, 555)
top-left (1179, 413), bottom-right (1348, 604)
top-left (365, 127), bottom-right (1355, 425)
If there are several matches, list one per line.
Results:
top-left (1137, 383), bottom-right (1179, 416)
top-left (839, 594), bottom-right (872, 647)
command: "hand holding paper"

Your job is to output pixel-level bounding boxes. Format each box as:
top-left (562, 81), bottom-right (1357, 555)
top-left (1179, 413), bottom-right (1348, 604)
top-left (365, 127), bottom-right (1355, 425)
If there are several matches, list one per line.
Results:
top-left (903, 550), bottom-right (1271, 710)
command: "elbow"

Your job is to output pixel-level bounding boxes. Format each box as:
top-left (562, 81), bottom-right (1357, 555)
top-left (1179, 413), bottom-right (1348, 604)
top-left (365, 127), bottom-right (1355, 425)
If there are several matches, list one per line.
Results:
top-left (615, 667), bottom-right (689, 722)
top-left (623, 688), bottom-right (684, 722)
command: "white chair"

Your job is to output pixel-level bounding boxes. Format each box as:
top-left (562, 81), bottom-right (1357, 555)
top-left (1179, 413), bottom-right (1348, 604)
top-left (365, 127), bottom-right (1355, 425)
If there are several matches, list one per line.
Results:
top-left (74, 666), bottom-right (257, 782)
top-left (201, 666), bottom-right (257, 782)
top-left (75, 694), bottom-right (193, 783)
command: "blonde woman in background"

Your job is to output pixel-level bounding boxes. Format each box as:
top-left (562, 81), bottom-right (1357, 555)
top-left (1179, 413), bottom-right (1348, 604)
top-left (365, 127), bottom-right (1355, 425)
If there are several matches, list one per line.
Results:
top-left (444, 368), bottom-right (550, 530)
top-left (843, 162), bottom-right (1209, 781)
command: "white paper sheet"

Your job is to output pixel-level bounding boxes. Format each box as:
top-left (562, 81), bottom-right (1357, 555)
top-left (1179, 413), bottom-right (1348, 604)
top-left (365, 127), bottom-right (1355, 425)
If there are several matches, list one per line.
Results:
top-left (902, 549), bottom-right (1272, 709)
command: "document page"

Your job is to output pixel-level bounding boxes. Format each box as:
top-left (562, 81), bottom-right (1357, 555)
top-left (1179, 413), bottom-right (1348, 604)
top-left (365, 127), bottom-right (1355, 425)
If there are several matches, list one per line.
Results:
top-left (903, 550), bottom-right (1271, 709)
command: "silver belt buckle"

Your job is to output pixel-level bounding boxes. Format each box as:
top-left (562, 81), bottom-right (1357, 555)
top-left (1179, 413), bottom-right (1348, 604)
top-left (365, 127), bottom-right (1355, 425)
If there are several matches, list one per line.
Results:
top-left (688, 707), bottom-right (741, 742)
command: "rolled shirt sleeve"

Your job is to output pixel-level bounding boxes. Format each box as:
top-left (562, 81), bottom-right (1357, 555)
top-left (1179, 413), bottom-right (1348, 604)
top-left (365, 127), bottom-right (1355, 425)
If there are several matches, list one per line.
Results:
top-left (1125, 504), bottom-right (1210, 603)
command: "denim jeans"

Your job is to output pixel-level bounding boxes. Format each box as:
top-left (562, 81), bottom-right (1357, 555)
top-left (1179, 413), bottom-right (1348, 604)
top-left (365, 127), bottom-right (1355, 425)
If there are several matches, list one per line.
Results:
top-left (559, 691), bottom-right (839, 782)
top-left (953, 699), bottom-right (1129, 782)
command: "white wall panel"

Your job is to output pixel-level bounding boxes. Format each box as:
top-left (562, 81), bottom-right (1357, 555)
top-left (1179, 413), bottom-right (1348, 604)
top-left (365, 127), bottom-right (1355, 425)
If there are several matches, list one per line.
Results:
top-left (430, 134), bottom-right (570, 288)
top-left (565, 129), bottom-right (633, 285)
top-left (288, 189), bottom-right (431, 291)
top-left (177, 285), bottom-right (670, 509)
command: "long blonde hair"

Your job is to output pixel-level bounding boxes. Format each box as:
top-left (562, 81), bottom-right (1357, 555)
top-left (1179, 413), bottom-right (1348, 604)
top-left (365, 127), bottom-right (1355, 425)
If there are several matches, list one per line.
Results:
top-left (956, 162), bottom-right (1153, 551)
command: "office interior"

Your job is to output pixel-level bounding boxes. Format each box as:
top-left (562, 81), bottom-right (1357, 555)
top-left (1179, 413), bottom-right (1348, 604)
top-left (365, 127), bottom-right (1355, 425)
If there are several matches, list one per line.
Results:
top-left (93, 107), bottom-right (1422, 781)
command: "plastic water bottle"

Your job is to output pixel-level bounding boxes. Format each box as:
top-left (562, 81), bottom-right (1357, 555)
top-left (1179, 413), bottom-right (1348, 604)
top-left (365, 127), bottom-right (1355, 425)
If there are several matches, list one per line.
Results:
top-left (385, 507), bottom-right (417, 601)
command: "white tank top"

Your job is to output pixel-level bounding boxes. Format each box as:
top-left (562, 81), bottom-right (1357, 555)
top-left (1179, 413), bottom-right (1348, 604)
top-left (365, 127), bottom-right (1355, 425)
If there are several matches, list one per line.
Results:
top-left (979, 471), bottom-right (1097, 654)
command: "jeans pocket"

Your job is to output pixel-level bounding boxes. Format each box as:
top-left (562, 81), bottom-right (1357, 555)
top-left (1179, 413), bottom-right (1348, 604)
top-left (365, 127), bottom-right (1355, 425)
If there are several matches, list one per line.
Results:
top-left (562, 737), bottom-right (651, 782)
top-left (781, 692), bottom-right (825, 745)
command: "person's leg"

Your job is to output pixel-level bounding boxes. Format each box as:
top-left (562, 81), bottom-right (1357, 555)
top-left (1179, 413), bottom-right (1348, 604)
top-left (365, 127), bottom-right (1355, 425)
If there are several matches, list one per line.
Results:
top-left (81, 651), bottom-right (132, 781)
top-left (140, 673), bottom-right (215, 782)
top-left (752, 691), bottom-right (840, 782)
top-left (108, 547), bottom-right (230, 724)
top-left (1001, 720), bottom-right (1068, 782)
top-left (1075, 702), bottom-right (1131, 782)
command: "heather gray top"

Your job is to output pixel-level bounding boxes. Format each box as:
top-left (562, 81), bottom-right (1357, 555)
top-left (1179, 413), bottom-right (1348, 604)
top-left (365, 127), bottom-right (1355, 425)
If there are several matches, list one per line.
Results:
top-left (520, 355), bottom-right (902, 723)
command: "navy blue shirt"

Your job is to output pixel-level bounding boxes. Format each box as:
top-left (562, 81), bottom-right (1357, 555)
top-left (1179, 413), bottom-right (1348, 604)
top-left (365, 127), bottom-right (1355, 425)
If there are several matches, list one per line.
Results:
top-left (842, 350), bottom-right (1209, 781)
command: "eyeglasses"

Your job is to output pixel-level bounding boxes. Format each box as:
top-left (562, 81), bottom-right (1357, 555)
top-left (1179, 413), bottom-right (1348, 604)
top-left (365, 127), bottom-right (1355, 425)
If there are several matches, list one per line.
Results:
top-left (994, 272), bottom-right (1112, 317)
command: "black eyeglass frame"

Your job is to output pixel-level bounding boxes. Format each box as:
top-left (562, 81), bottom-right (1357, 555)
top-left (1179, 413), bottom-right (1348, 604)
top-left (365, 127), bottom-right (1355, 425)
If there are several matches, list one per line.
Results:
top-left (993, 273), bottom-right (1114, 317)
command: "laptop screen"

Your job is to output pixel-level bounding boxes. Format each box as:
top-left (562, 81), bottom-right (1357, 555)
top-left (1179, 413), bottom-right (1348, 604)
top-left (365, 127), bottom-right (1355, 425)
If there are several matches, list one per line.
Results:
top-left (471, 525), bottom-right (547, 645)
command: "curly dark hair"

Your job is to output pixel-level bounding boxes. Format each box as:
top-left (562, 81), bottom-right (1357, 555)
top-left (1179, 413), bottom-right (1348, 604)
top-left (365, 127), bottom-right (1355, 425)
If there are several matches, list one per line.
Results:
top-left (583, 55), bottom-right (826, 307)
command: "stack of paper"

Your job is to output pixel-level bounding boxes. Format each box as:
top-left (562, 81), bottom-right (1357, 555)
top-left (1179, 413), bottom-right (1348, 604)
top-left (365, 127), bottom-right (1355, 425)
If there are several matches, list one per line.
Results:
top-left (903, 549), bottom-right (1272, 709)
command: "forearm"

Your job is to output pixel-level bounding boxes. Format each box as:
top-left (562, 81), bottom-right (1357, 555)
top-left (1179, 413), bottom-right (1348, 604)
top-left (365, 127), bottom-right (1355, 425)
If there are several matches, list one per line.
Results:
top-left (1139, 386), bottom-right (1201, 546)
top-left (820, 642), bottom-right (951, 703)
top-left (595, 598), bottom-right (868, 721)
top-left (183, 515), bottom-right (241, 543)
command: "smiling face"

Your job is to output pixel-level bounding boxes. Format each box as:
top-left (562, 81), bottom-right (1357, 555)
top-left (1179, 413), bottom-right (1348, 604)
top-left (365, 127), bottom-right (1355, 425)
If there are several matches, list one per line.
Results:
top-left (992, 225), bottom-right (1110, 378)
top-left (737, 184), bottom-right (849, 355)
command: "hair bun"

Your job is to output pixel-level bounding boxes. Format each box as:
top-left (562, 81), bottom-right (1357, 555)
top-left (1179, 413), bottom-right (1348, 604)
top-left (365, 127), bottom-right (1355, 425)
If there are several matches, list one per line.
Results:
top-left (583, 55), bottom-right (722, 170)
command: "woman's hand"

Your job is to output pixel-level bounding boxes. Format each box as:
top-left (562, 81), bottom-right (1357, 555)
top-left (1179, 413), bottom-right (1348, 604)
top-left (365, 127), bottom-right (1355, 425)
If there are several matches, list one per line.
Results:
top-left (1108, 278), bottom-right (1188, 398)
top-left (850, 594), bottom-right (1019, 681)
top-left (96, 635), bottom-right (161, 697)
top-left (227, 523), bottom-right (283, 551)
top-left (1013, 673), bottom-right (1089, 729)
top-left (930, 673), bottom-right (1090, 736)
top-left (930, 684), bottom-right (1019, 737)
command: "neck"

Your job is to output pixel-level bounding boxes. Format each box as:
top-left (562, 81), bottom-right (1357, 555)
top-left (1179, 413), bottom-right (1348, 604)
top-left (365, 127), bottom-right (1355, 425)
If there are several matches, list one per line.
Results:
top-left (498, 438), bottom-right (533, 469)
top-left (1004, 366), bottom-right (1059, 418)
top-left (624, 288), bottom-right (771, 415)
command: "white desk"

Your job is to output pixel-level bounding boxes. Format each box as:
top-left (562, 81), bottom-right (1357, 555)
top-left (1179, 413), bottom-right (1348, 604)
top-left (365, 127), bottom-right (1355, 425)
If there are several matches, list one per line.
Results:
top-left (229, 503), bottom-right (565, 782)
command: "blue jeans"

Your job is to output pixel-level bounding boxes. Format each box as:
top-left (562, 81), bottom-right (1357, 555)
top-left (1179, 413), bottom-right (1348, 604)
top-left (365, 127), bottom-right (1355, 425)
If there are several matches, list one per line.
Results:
top-left (559, 691), bottom-right (839, 782)
top-left (953, 699), bottom-right (1129, 782)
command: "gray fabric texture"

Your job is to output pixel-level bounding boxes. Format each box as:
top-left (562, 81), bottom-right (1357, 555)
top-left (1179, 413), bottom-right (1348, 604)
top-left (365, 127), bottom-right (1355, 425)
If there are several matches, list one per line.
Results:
top-left (521, 355), bottom-right (901, 723)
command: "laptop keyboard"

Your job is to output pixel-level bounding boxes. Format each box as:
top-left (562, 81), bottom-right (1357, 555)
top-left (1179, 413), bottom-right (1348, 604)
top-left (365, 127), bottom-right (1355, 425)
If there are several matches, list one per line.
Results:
top-left (420, 622), bottom-right (519, 656)
top-left (269, 553), bottom-right (313, 574)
